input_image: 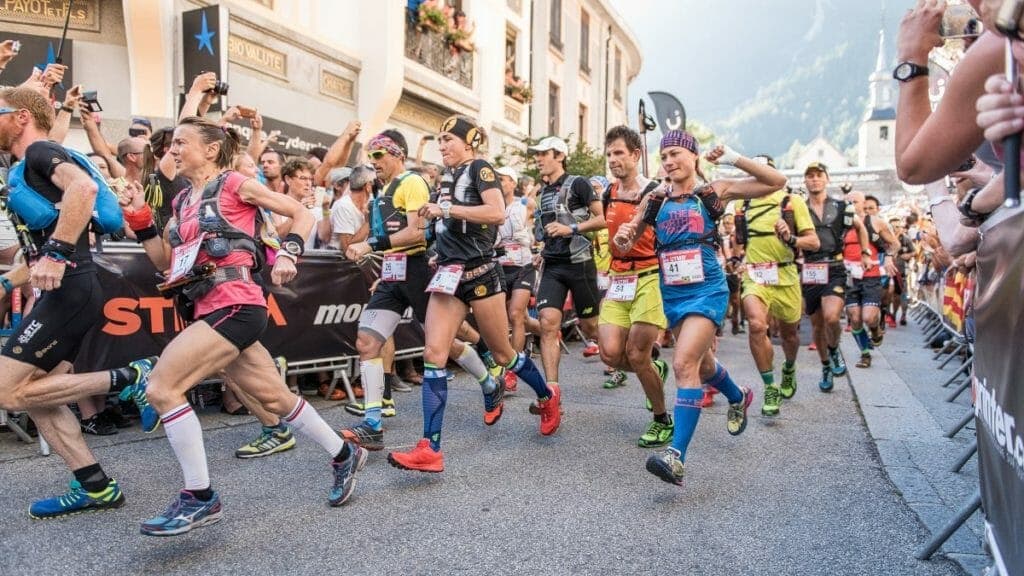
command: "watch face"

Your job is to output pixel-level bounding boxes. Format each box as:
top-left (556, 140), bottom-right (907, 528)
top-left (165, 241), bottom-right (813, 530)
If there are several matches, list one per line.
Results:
top-left (894, 63), bottom-right (911, 80)
top-left (283, 240), bottom-right (301, 255)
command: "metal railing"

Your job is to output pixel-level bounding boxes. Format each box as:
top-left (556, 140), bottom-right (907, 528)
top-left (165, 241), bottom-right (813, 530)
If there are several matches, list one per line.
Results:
top-left (404, 18), bottom-right (474, 89)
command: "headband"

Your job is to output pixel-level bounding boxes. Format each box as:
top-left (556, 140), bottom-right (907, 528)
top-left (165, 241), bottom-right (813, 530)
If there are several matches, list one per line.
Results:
top-left (660, 130), bottom-right (699, 155)
top-left (368, 134), bottom-right (405, 159)
top-left (440, 115), bottom-right (484, 149)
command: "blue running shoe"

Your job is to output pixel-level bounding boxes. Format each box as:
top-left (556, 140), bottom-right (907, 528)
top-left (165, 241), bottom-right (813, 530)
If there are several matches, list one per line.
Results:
top-left (118, 356), bottom-right (159, 433)
top-left (140, 490), bottom-right (222, 536)
top-left (29, 479), bottom-right (125, 519)
top-left (819, 365), bottom-right (835, 393)
top-left (829, 347), bottom-right (848, 377)
top-left (329, 443), bottom-right (368, 507)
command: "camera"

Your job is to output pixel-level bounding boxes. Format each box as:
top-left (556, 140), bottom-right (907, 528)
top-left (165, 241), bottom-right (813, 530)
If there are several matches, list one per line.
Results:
top-left (941, 4), bottom-right (983, 38)
top-left (997, 0), bottom-right (1024, 39)
top-left (81, 90), bottom-right (102, 113)
top-left (205, 81), bottom-right (229, 96)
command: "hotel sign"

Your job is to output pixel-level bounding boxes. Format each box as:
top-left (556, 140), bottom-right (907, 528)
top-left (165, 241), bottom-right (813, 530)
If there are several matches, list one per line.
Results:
top-left (319, 69), bottom-right (354, 103)
top-left (0, 0), bottom-right (99, 32)
top-left (228, 34), bottom-right (287, 79)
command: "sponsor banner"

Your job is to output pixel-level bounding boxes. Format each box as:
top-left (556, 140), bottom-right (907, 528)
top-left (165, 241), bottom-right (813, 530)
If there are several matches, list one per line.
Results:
top-left (972, 207), bottom-right (1024, 575)
top-left (73, 249), bottom-right (423, 372)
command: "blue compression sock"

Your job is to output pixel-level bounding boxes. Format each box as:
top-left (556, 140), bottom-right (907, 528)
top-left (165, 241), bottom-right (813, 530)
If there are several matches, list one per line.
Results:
top-left (671, 388), bottom-right (704, 461)
top-left (507, 352), bottom-right (552, 399)
top-left (422, 363), bottom-right (448, 451)
top-left (704, 362), bottom-right (743, 404)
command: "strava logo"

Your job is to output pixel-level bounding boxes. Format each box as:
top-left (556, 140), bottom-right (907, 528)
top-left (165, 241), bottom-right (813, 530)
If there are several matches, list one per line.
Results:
top-left (102, 294), bottom-right (287, 336)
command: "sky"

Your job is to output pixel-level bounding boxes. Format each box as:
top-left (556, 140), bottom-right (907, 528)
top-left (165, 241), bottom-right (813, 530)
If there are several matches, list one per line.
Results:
top-left (606, 0), bottom-right (919, 157)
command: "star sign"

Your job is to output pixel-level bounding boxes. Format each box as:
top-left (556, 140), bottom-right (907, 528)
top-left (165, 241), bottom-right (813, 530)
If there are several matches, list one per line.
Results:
top-left (195, 11), bottom-right (216, 56)
top-left (37, 42), bottom-right (65, 89)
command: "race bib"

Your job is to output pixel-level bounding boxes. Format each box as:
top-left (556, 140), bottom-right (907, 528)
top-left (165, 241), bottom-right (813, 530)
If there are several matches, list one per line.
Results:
top-left (382, 253), bottom-right (407, 282)
top-left (846, 262), bottom-right (865, 280)
top-left (168, 235), bottom-right (204, 283)
top-left (801, 262), bottom-right (829, 285)
top-left (597, 272), bottom-right (611, 291)
top-left (606, 275), bottom-right (638, 301)
top-left (426, 264), bottom-right (464, 295)
top-left (748, 262), bottom-right (780, 286)
top-left (498, 243), bottom-right (525, 267)
top-left (661, 249), bottom-right (705, 286)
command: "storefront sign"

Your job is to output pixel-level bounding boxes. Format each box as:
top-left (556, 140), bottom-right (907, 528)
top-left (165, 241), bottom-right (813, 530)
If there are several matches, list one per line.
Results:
top-left (228, 34), bottom-right (287, 79)
top-left (319, 69), bottom-right (354, 102)
top-left (0, 0), bottom-right (99, 32)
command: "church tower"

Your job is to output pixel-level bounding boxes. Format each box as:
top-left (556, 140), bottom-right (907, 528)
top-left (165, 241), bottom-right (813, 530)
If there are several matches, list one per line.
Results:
top-left (857, 29), bottom-right (896, 169)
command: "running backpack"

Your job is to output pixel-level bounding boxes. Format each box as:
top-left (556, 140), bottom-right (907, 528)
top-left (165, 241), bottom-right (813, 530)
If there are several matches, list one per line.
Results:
top-left (6, 147), bottom-right (124, 234)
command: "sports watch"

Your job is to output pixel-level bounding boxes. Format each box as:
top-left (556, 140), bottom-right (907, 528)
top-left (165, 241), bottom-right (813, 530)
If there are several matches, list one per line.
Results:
top-left (281, 233), bottom-right (304, 258)
top-left (893, 62), bottom-right (928, 83)
top-left (439, 200), bottom-right (453, 219)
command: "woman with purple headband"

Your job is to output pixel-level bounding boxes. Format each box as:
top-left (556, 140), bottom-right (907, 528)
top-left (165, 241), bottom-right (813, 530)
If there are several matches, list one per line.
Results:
top-left (614, 129), bottom-right (787, 486)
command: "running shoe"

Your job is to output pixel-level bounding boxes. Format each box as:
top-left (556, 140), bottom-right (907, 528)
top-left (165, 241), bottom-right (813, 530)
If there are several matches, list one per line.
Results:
top-left (808, 342), bottom-right (817, 351)
top-left (344, 399), bottom-right (396, 418)
top-left (780, 365), bottom-right (797, 399)
top-left (382, 398), bottom-right (397, 418)
top-left (140, 490), bottom-right (222, 536)
top-left (645, 447), bottom-right (684, 485)
top-left (637, 419), bottom-right (673, 448)
top-left (483, 377), bottom-right (506, 426)
top-left (117, 356), bottom-right (159, 433)
top-left (886, 316), bottom-right (897, 328)
top-left (504, 370), bottom-right (518, 394)
top-left (870, 329), bottom-right (884, 348)
top-left (388, 439), bottom-right (444, 473)
top-left (339, 422), bottom-right (384, 451)
top-left (700, 387), bottom-right (716, 408)
top-left (818, 365), bottom-right (834, 393)
top-left (29, 479), bottom-right (125, 519)
top-left (761, 384), bottom-right (781, 417)
top-left (582, 340), bottom-right (600, 357)
top-left (856, 354), bottom-right (872, 369)
top-left (235, 425), bottom-right (296, 459)
top-left (329, 444), bottom-right (368, 507)
top-left (727, 386), bottom-right (753, 436)
top-left (829, 347), bottom-right (848, 376)
top-left (602, 370), bottom-right (627, 389)
top-left (388, 374), bottom-right (413, 393)
top-left (81, 415), bottom-right (117, 436)
top-left (537, 383), bottom-right (562, 436)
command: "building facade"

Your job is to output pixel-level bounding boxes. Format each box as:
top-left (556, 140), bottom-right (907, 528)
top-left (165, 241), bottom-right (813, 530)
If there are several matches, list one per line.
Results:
top-left (0, 0), bottom-right (641, 167)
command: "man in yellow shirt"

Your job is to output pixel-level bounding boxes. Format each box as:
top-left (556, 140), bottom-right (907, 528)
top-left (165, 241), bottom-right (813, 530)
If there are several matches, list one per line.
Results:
top-left (738, 156), bottom-right (820, 416)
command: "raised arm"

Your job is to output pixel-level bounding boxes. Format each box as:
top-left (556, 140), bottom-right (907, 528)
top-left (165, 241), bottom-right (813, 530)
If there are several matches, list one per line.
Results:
top-left (314, 121), bottom-right (361, 186)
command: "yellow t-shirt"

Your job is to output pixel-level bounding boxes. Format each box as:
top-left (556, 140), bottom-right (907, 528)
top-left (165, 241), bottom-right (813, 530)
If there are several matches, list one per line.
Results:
top-left (383, 172), bottom-right (430, 255)
top-left (742, 190), bottom-right (814, 286)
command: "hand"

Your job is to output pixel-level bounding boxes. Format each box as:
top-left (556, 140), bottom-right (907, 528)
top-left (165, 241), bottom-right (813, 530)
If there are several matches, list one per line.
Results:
top-left (0, 39), bottom-right (18, 67)
top-left (78, 101), bottom-right (96, 125)
top-left (544, 222), bottom-right (572, 238)
top-left (346, 241), bottom-right (372, 261)
top-left (963, 251), bottom-right (977, 270)
top-left (266, 129), bottom-right (281, 145)
top-left (614, 221), bottom-right (636, 250)
top-left (428, 254), bottom-right (438, 270)
top-left (250, 112), bottom-right (263, 132)
top-left (861, 253), bottom-right (873, 271)
top-left (120, 180), bottom-right (146, 211)
top-left (344, 120), bottom-right (362, 141)
top-left (418, 203), bottom-right (443, 219)
top-left (705, 144), bottom-right (740, 166)
top-left (221, 106), bottom-right (242, 124)
top-left (270, 256), bottom-right (297, 285)
top-left (369, 278), bottom-right (381, 294)
top-left (897, 0), bottom-right (944, 63)
top-left (62, 84), bottom-right (83, 109)
top-left (40, 63), bottom-right (66, 89)
top-left (19, 67), bottom-right (50, 98)
top-left (30, 257), bottom-right (67, 291)
top-left (532, 253), bottom-right (543, 268)
top-left (976, 73), bottom-right (1024, 143)
top-left (189, 72), bottom-right (217, 96)
top-left (949, 158), bottom-right (994, 188)
top-left (884, 258), bottom-right (898, 278)
top-left (773, 219), bottom-right (792, 243)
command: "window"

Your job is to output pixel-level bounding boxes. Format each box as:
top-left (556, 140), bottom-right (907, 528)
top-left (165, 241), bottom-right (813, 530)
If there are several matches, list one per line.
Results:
top-left (879, 126), bottom-right (889, 141)
top-left (549, 82), bottom-right (561, 135)
top-left (578, 103), bottom-right (588, 143)
top-left (580, 10), bottom-right (590, 74)
top-left (550, 0), bottom-right (563, 50)
top-left (506, 26), bottom-right (517, 72)
top-left (613, 47), bottom-right (622, 101)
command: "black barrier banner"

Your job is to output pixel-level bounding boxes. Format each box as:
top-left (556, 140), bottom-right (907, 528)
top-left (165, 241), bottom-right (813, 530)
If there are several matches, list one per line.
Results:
top-left (73, 250), bottom-right (424, 373)
top-left (972, 207), bottom-right (1024, 576)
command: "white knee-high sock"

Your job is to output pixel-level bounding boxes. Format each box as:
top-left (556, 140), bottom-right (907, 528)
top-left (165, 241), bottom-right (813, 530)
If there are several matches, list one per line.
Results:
top-left (283, 397), bottom-right (345, 456)
top-left (161, 403), bottom-right (209, 491)
top-left (454, 343), bottom-right (495, 393)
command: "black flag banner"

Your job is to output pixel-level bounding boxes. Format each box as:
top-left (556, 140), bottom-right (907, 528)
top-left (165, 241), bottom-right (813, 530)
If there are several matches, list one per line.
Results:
top-left (647, 91), bottom-right (686, 133)
top-left (972, 207), bottom-right (1024, 576)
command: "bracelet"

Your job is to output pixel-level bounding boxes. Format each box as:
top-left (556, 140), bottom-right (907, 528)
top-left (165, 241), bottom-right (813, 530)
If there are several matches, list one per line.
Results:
top-left (368, 234), bottom-right (392, 251)
top-left (134, 224), bottom-right (159, 242)
top-left (60, 104), bottom-right (74, 113)
top-left (571, 223), bottom-right (579, 234)
top-left (42, 238), bottom-right (76, 258)
top-left (0, 276), bottom-right (13, 294)
top-left (275, 250), bottom-right (298, 263)
top-left (786, 235), bottom-right (797, 248)
top-left (957, 187), bottom-right (991, 222)
top-left (43, 253), bottom-right (76, 268)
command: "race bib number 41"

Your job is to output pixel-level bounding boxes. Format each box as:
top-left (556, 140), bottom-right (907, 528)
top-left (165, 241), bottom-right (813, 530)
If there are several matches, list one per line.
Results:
top-left (426, 264), bottom-right (464, 295)
top-left (661, 249), bottom-right (704, 286)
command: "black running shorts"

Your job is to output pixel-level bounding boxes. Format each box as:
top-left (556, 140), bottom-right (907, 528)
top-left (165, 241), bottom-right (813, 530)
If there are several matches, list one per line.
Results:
top-left (536, 260), bottom-right (600, 318)
top-left (802, 263), bottom-right (847, 317)
top-left (502, 264), bottom-right (538, 298)
top-left (200, 304), bottom-right (268, 351)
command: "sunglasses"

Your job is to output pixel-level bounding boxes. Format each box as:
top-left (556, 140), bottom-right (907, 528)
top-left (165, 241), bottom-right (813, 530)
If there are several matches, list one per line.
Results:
top-left (368, 150), bottom-right (388, 160)
top-left (0, 106), bottom-right (21, 116)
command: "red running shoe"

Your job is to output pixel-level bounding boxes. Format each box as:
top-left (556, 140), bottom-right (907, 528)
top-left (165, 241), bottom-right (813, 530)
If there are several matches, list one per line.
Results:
top-left (387, 439), bottom-right (444, 473)
top-left (886, 316), bottom-right (897, 328)
top-left (504, 370), bottom-right (518, 394)
top-left (538, 383), bottom-right (562, 436)
top-left (808, 342), bottom-right (817, 351)
top-left (700, 387), bottom-right (715, 408)
top-left (583, 340), bottom-right (600, 357)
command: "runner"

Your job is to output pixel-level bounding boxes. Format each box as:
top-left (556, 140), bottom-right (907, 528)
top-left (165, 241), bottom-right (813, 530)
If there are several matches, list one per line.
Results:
top-left (721, 213), bottom-right (745, 335)
top-left (614, 130), bottom-right (781, 485)
top-left (842, 191), bottom-right (899, 368)
top-left (342, 130), bottom-right (496, 449)
top-left (530, 136), bottom-right (605, 390)
top-left (594, 126), bottom-right (671, 447)
top-left (799, 162), bottom-right (871, 392)
top-left (388, 115), bottom-right (561, 474)
top-left (121, 116), bottom-right (365, 535)
top-left (735, 155), bottom-right (819, 416)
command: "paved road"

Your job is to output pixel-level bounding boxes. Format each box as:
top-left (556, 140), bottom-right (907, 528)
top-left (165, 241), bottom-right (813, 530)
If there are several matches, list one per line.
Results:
top-left (0, 328), bottom-right (966, 576)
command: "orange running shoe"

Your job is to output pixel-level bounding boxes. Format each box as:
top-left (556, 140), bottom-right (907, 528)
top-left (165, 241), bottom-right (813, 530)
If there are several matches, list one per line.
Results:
top-left (387, 439), bottom-right (444, 473)
top-left (483, 378), bottom-right (506, 426)
top-left (504, 370), bottom-right (518, 394)
top-left (700, 387), bottom-right (715, 408)
top-left (538, 383), bottom-right (562, 436)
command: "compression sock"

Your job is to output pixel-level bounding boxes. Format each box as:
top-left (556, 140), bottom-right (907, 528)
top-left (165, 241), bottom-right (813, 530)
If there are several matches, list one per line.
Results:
top-left (283, 397), bottom-right (345, 456)
top-left (704, 361), bottom-right (743, 404)
top-left (671, 388), bottom-right (704, 460)
top-left (422, 363), bottom-right (448, 451)
top-left (506, 352), bottom-right (552, 399)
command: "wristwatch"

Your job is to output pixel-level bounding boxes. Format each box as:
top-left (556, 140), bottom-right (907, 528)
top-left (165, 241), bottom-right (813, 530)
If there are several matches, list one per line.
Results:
top-left (281, 238), bottom-right (303, 258)
top-left (893, 62), bottom-right (928, 83)
top-left (439, 200), bottom-right (452, 219)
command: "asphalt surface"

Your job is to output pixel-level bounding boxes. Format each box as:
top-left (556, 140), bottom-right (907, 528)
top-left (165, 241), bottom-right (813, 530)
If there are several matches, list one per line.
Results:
top-left (0, 327), bottom-right (967, 576)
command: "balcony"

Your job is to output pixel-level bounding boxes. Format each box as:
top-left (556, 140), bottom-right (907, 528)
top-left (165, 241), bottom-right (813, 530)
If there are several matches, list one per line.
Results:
top-left (405, 17), bottom-right (474, 89)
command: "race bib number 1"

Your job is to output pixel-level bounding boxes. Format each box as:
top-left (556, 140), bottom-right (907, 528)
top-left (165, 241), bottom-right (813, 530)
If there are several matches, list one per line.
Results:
top-left (748, 262), bottom-right (780, 286)
top-left (661, 249), bottom-right (705, 286)
top-left (426, 264), bottom-right (464, 295)
top-left (801, 262), bottom-right (829, 285)
top-left (168, 235), bottom-right (204, 283)
top-left (382, 253), bottom-right (408, 282)
top-left (606, 275), bottom-right (638, 301)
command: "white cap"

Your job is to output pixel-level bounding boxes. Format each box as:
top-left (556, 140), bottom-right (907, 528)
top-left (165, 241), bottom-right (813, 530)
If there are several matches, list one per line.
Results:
top-left (495, 166), bottom-right (519, 181)
top-left (326, 167), bottom-right (352, 187)
top-left (528, 136), bottom-right (569, 156)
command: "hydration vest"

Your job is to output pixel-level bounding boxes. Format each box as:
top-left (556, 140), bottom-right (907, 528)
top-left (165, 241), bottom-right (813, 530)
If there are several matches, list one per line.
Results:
top-left (734, 193), bottom-right (795, 247)
top-left (5, 147), bottom-right (124, 234)
top-left (806, 198), bottom-right (851, 261)
top-left (536, 175), bottom-right (593, 263)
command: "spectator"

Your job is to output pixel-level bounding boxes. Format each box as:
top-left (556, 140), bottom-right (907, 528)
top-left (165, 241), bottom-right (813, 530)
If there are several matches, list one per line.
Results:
top-left (129, 116), bottom-right (153, 139)
top-left (307, 146), bottom-right (328, 172)
top-left (260, 148), bottom-right (286, 193)
top-left (273, 158), bottom-right (331, 250)
top-left (326, 166), bottom-right (352, 204)
top-left (331, 165), bottom-right (374, 251)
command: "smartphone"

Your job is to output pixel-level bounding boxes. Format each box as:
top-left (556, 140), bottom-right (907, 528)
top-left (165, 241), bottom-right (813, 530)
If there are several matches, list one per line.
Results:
top-left (82, 90), bottom-right (103, 113)
top-left (238, 105), bottom-right (257, 119)
top-left (941, 4), bottom-right (982, 38)
top-left (11, 40), bottom-right (21, 54)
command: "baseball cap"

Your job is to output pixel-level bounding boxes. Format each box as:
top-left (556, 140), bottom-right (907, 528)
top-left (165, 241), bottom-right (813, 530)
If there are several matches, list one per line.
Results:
top-left (327, 166), bottom-right (353, 187)
top-left (528, 136), bottom-right (569, 156)
top-left (495, 166), bottom-right (519, 181)
top-left (131, 117), bottom-right (152, 129)
top-left (804, 162), bottom-right (829, 175)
